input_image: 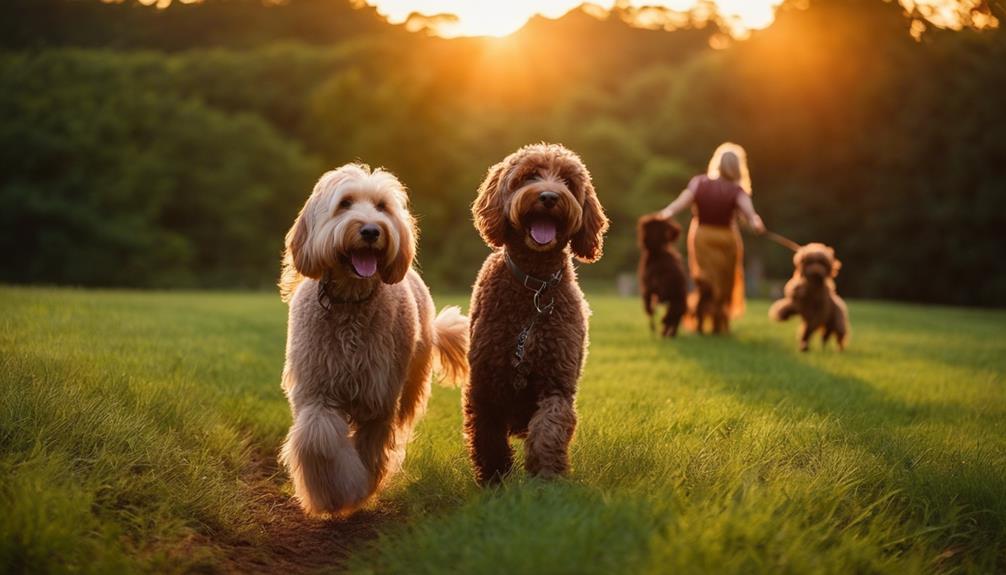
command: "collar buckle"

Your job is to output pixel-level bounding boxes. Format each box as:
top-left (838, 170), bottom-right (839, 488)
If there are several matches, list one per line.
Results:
top-left (523, 274), bottom-right (546, 292)
top-left (505, 251), bottom-right (562, 296)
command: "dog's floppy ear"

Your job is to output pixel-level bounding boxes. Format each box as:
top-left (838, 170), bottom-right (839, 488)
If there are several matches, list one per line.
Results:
top-left (473, 160), bottom-right (508, 247)
top-left (570, 177), bottom-right (609, 263)
top-left (286, 203), bottom-right (322, 280)
top-left (830, 252), bottom-right (842, 278)
top-left (278, 201), bottom-right (322, 302)
top-left (381, 209), bottom-right (416, 285)
top-left (286, 166), bottom-right (362, 280)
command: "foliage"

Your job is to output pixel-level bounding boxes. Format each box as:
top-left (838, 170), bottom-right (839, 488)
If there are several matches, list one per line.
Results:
top-left (2, 288), bottom-right (1004, 572)
top-left (0, 50), bottom-right (321, 287)
top-left (0, 0), bottom-right (1004, 303)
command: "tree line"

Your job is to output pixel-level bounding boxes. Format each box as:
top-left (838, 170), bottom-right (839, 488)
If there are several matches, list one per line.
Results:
top-left (1, 0), bottom-right (1004, 304)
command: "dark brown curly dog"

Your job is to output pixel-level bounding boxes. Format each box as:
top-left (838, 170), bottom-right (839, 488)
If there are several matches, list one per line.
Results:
top-left (464, 143), bottom-right (609, 485)
top-left (769, 242), bottom-right (850, 352)
top-left (637, 214), bottom-right (688, 337)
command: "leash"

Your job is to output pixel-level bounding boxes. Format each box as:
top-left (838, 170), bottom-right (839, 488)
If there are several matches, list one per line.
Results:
top-left (763, 230), bottom-right (802, 252)
top-left (504, 251), bottom-right (563, 375)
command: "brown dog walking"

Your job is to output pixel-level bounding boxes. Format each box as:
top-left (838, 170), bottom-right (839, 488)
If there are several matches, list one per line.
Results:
top-left (769, 243), bottom-right (850, 352)
top-left (637, 214), bottom-right (688, 337)
top-left (464, 143), bottom-right (609, 485)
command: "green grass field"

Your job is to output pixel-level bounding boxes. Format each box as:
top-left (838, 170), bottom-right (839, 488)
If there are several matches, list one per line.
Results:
top-left (2, 286), bottom-right (1004, 574)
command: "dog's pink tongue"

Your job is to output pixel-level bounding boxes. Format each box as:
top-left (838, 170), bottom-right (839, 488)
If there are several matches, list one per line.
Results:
top-left (350, 251), bottom-right (378, 278)
top-left (530, 219), bottom-right (557, 245)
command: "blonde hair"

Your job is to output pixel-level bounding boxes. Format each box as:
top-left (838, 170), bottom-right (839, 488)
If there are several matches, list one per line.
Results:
top-left (707, 142), bottom-right (751, 195)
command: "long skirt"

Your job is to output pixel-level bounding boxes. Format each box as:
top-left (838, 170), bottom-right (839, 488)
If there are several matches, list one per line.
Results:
top-left (687, 220), bottom-right (745, 332)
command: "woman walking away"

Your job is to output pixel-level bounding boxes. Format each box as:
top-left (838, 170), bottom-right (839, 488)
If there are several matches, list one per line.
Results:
top-left (660, 143), bottom-right (765, 334)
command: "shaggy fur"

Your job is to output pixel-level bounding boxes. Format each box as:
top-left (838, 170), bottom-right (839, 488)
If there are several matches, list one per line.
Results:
top-left (769, 242), bottom-right (850, 352)
top-left (279, 164), bottom-right (469, 517)
top-left (637, 214), bottom-right (688, 337)
top-left (465, 143), bottom-right (609, 485)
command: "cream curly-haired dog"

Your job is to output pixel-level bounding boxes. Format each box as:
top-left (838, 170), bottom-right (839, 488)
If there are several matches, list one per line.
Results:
top-left (278, 164), bottom-right (469, 517)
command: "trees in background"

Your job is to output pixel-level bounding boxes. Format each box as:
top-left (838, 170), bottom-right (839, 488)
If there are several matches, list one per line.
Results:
top-left (1, 0), bottom-right (1003, 304)
top-left (0, 51), bottom-right (320, 287)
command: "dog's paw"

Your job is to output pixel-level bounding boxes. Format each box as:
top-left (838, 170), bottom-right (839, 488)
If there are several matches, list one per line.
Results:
top-left (282, 406), bottom-right (374, 516)
top-left (295, 446), bottom-right (372, 517)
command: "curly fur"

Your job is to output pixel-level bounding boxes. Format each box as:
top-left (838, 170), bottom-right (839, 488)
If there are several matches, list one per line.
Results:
top-left (637, 214), bottom-right (688, 337)
top-left (279, 164), bottom-right (469, 516)
top-left (769, 242), bottom-right (850, 352)
top-left (465, 143), bottom-right (609, 485)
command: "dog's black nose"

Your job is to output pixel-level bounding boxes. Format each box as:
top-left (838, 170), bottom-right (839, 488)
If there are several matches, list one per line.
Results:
top-left (360, 224), bottom-right (381, 243)
top-left (539, 191), bottom-right (558, 209)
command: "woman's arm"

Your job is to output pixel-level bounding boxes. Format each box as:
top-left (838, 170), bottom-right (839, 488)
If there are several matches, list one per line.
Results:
top-left (660, 175), bottom-right (700, 218)
top-left (736, 193), bottom-right (766, 234)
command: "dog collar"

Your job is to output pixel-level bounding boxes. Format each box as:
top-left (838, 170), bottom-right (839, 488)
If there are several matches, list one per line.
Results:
top-left (504, 251), bottom-right (563, 294)
top-left (317, 272), bottom-right (378, 312)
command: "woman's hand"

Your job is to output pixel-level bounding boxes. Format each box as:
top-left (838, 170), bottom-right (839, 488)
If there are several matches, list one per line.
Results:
top-left (750, 214), bottom-right (766, 235)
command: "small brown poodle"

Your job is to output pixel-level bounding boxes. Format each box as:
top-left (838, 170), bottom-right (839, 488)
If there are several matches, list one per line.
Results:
top-left (278, 164), bottom-right (469, 517)
top-left (637, 214), bottom-right (688, 337)
top-left (769, 242), bottom-right (850, 352)
top-left (465, 143), bottom-right (609, 485)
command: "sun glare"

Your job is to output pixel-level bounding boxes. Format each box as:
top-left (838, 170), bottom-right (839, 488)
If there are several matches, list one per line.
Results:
top-left (358, 0), bottom-right (580, 37)
top-left (361, 0), bottom-right (787, 38)
top-left (360, 0), bottom-right (998, 39)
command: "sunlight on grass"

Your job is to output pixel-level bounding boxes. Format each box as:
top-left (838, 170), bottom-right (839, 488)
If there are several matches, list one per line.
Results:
top-left (1, 288), bottom-right (1004, 573)
top-left (351, 298), bottom-right (1006, 574)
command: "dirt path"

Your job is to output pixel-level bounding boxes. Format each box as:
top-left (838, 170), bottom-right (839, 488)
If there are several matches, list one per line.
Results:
top-left (218, 452), bottom-right (399, 574)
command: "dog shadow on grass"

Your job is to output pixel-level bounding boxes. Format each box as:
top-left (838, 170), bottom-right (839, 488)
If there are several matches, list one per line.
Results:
top-left (672, 332), bottom-right (979, 434)
top-left (670, 332), bottom-right (1006, 550)
top-left (347, 474), bottom-right (660, 574)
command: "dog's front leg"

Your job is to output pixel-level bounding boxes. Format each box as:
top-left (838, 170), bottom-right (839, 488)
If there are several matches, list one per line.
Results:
top-left (799, 323), bottom-right (813, 352)
top-left (525, 393), bottom-right (577, 479)
top-left (464, 390), bottom-right (513, 485)
top-left (354, 412), bottom-right (398, 491)
top-left (662, 304), bottom-right (682, 338)
top-left (280, 402), bottom-right (371, 516)
top-left (833, 322), bottom-right (848, 351)
top-left (643, 292), bottom-right (655, 334)
top-left (466, 408), bottom-right (513, 485)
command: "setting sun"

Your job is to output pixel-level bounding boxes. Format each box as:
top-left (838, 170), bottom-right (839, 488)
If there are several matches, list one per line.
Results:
top-left (360, 0), bottom-right (787, 38)
top-left (360, 0), bottom-right (583, 37)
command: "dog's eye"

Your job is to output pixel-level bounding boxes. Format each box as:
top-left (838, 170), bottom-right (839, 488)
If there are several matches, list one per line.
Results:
top-left (338, 199), bottom-right (352, 209)
top-left (375, 201), bottom-right (387, 212)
